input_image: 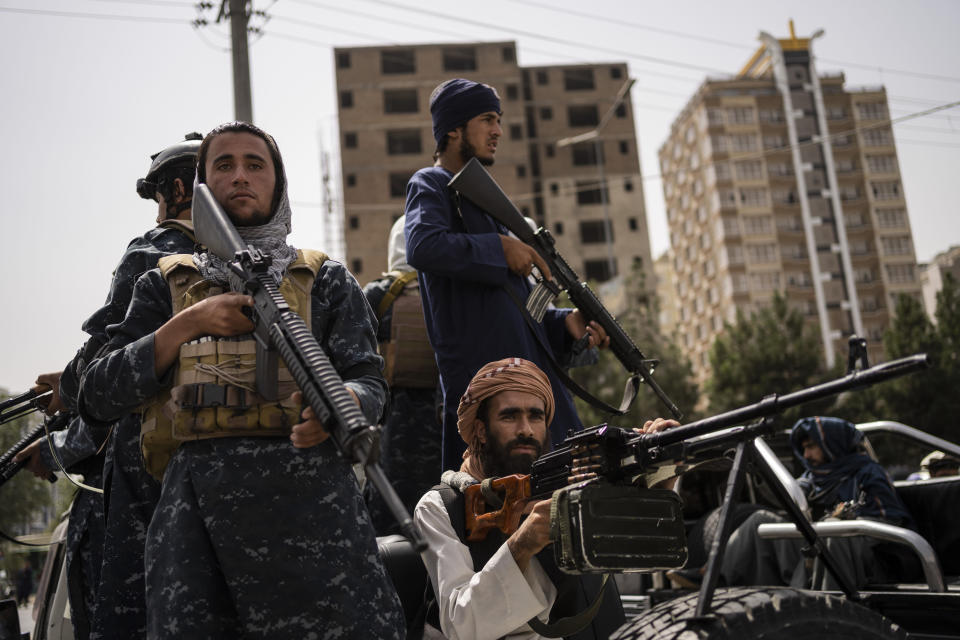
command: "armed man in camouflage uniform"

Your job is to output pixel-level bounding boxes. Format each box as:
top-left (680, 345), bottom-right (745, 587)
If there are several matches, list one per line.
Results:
top-left (362, 214), bottom-right (443, 535)
top-left (79, 122), bottom-right (404, 639)
top-left (17, 134), bottom-right (202, 639)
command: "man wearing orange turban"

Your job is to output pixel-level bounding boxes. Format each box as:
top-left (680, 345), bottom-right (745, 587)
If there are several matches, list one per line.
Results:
top-left (414, 358), bottom-right (676, 639)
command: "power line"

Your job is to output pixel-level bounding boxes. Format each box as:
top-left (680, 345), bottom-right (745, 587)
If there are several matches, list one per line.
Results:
top-left (0, 5), bottom-right (190, 23)
top-left (88, 0), bottom-right (194, 6)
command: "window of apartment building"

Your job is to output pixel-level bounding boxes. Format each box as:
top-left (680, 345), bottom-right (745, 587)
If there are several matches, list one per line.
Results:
top-left (700, 231), bottom-right (711, 249)
top-left (381, 49), bottom-right (415, 74)
top-left (786, 271), bottom-right (810, 287)
top-left (777, 214), bottom-right (802, 231)
top-left (742, 215), bottom-right (773, 235)
top-left (844, 210), bottom-right (865, 227)
top-left (343, 132), bottom-right (357, 149)
top-left (502, 45), bottom-right (515, 62)
top-left (850, 239), bottom-right (871, 255)
top-left (345, 174), bottom-right (356, 188)
top-left (862, 128), bottom-right (893, 147)
top-left (731, 272), bottom-right (749, 292)
top-left (567, 105), bottom-right (599, 127)
top-left (544, 143), bottom-right (555, 158)
top-left (706, 107), bottom-right (724, 126)
top-left (726, 244), bottom-right (744, 265)
top-left (610, 66), bottom-right (623, 79)
top-left (734, 159), bottom-right (764, 180)
top-left (752, 271), bottom-right (781, 290)
top-left (624, 178), bottom-right (634, 192)
top-left (506, 84), bottom-right (519, 100)
top-left (536, 70), bottom-right (549, 85)
top-left (825, 106), bottom-right (847, 120)
top-left (745, 243), bottom-right (778, 263)
top-left (840, 186), bottom-right (861, 201)
top-left (564, 68), bottom-right (595, 91)
top-left (739, 188), bottom-right (768, 208)
top-left (509, 124), bottom-right (523, 140)
top-left (539, 106), bottom-right (553, 120)
top-left (768, 162), bottom-right (793, 177)
top-left (386, 129), bottom-right (421, 155)
top-left (729, 134), bottom-right (758, 152)
top-left (336, 51), bottom-right (351, 69)
top-left (771, 188), bottom-right (798, 204)
top-left (339, 90), bottom-right (353, 108)
top-left (759, 109), bottom-right (784, 123)
top-left (881, 235), bottom-right (912, 256)
top-left (783, 243), bottom-right (807, 259)
top-left (442, 46), bottom-right (476, 71)
top-left (550, 183), bottom-right (559, 195)
top-left (619, 140), bottom-right (629, 155)
top-left (866, 155), bottom-right (897, 173)
top-left (856, 102), bottom-right (887, 120)
top-left (704, 260), bottom-right (716, 277)
top-left (727, 106), bottom-right (755, 124)
top-left (348, 216), bottom-right (359, 230)
top-left (628, 217), bottom-right (638, 231)
top-left (763, 135), bottom-right (786, 149)
top-left (712, 161), bottom-right (731, 182)
top-left (860, 296), bottom-right (880, 312)
top-left (389, 172), bottom-right (411, 198)
top-left (576, 180), bottom-right (608, 205)
top-left (709, 135), bottom-right (728, 153)
top-left (516, 165), bottom-right (526, 178)
top-left (834, 158), bottom-right (857, 173)
top-left (583, 259), bottom-right (615, 282)
top-left (871, 181), bottom-right (901, 201)
top-left (716, 189), bottom-right (738, 211)
top-left (885, 263), bottom-right (915, 283)
top-left (351, 258), bottom-right (363, 275)
top-left (571, 142), bottom-right (601, 166)
top-left (856, 268), bottom-right (875, 283)
top-left (383, 88), bottom-right (418, 114)
top-left (579, 220), bottom-right (613, 244)
top-left (876, 207), bottom-right (906, 228)
top-left (615, 104), bottom-right (627, 118)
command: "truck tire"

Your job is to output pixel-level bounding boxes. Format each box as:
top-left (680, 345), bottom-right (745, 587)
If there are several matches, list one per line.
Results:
top-left (611, 587), bottom-right (907, 640)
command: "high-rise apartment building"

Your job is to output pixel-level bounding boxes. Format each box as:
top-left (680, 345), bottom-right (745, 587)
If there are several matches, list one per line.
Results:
top-left (333, 41), bottom-right (654, 291)
top-left (920, 245), bottom-right (960, 323)
top-left (659, 25), bottom-right (920, 384)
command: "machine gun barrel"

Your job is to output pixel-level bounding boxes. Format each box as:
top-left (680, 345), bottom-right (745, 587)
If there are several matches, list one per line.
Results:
top-left (0, 412), bottom-right (70, 486)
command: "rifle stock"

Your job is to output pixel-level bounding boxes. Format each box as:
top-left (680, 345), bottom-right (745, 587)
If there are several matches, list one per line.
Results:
top-left (192, 184), bottom-right (427, 550)
top-left (464, 352), bottom-right (929, 541)
top-left (449, 158), bottom-right (681, 420)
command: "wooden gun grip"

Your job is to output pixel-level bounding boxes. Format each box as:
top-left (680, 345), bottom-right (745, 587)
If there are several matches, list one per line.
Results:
top-left (464, 474), bottom-right (533, 541)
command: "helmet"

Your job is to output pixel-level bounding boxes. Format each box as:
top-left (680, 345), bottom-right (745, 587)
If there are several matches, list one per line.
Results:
top-left (136, 132), bottom-right (203, 201)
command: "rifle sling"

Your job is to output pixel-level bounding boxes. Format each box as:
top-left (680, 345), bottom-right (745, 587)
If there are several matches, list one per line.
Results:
top-left (502, 283), bottom-right (637, 417)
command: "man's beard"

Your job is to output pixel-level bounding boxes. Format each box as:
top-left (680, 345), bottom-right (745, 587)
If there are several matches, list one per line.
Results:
top-left (459, 136), bottom-right (494, 167)
top-left (479, 431), bottom-right (547, 478)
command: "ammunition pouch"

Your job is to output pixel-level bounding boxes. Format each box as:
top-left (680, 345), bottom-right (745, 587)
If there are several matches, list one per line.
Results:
top-left (378, 271), bottom-right (437, 389)
top-left (139, 249), bottom-right (327, 479)
top-left (551, 481), bottom-right (687, 574)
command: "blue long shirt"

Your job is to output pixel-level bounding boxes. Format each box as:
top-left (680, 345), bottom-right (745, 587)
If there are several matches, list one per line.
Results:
top-left (405, 166), bottom-right (581, 469)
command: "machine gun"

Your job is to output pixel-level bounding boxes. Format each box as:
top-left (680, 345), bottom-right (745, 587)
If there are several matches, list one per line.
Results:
top-left (449, 158), bottom-right (680, 420)
top-left (464, 352), bottom-right (928, 581)
top-left (192, 184), bottom-right (427, 550)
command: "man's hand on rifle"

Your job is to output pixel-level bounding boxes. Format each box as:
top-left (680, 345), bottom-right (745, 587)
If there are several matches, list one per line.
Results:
top-left (565, 311), bottom-right (611, 350)
top-left (33, 371), bottom-right (64, 416)
top-left (13, 439), bottom-right (53, 480)
top-left (500, 234), bottom-right (552, 281)
top-left (506, 498), bottom-right (553, 572)
top-left (635, 417), bottom-right (680, 435)
top-left (288, 389), bottom-right (361, 449)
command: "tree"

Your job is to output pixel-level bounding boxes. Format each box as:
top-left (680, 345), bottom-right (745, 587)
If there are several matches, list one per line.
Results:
top-left (875, 275), bottom-right (960, 442)
top-left (706, 292), bottom-right (823, 421)
top-left (569, 268), bottom-right (700, 430)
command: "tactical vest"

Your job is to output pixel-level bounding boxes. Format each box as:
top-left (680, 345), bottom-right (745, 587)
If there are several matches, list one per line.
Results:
top-left (427, 483), bottom-right (625, 640)
top-left (377, 270), bottom-right (438, 389)
top-left (139, 249), bottom-right (328, 479)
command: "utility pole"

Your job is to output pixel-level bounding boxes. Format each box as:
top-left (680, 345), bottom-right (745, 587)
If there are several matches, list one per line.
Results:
top-left (219, 0), bottom-right (253, 122)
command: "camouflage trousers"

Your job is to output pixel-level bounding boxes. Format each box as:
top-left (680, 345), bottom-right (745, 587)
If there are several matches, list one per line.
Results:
top-left (90, 415), bottom-right (161, 640)
top-left (145, 436), bottom-right (405, 640)
top-left (364, 386), bottom-right (442, 535)
top-left (65, 468), bottom-right (105, 640)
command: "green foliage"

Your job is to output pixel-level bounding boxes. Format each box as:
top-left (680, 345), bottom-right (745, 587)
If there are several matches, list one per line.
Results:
top-left (570, 268), bottom-right (700, 429)
top-left (871, 275), bottom-right (960, 442)
top-left (706, 292), bottom-right (823, 424)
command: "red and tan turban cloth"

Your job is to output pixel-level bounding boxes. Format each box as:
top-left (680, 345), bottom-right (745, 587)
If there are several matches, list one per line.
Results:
top-left (456, 357), bottom-right (554, 479)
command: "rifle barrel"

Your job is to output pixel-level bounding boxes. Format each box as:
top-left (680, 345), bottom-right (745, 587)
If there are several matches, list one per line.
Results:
top-left (0, 389), bottom-right (38, 413)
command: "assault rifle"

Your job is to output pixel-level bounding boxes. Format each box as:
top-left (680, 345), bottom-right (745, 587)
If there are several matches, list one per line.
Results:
top-left (0, 411), bottom-right (70, 486)
top-left (449, 158), bottom-right (681, 420)
top-left (192, 184), bottom-right (427, 550)
top-left (464, 352), bottom-right (929, 556)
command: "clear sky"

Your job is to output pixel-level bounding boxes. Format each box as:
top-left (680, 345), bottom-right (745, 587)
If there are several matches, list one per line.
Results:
top-left (0, 0), bottom-right (957, 393)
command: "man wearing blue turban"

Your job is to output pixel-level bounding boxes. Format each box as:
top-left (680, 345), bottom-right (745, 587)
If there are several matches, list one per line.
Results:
top-left (404, 78), bottom-right (610, 472)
